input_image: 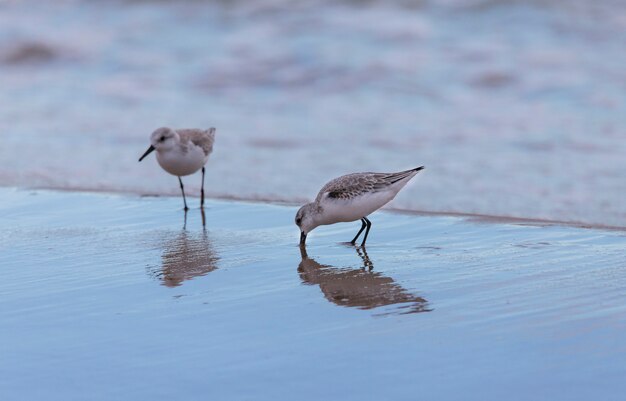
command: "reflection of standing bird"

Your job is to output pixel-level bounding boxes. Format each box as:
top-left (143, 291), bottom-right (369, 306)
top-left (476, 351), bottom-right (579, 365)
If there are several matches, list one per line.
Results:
top-left (298, 247), bottom-right (429, 314)
top-left (139, 127), bottom-right (216, 210)
top-left (295, 167), bottom-right (424, 245)
top-left (154, 230), bottom-right (219, 287)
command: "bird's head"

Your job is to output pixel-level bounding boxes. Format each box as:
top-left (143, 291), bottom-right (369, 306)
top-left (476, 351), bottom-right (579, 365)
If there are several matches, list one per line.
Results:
top-left (150, 127), bottom-right (178, 151)
top-left (139, 127), bottom-right (179, 162)
top-left (295, 202), bottom-right (321, 245)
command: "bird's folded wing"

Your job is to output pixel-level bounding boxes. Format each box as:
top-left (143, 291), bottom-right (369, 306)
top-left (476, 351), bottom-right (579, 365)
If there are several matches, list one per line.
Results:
top-left (316, 174), bottom-right (378, 201)
top-left (317, 169), bottom-right (419, 201)
top-left (179, 128), bottom-right (215, 156)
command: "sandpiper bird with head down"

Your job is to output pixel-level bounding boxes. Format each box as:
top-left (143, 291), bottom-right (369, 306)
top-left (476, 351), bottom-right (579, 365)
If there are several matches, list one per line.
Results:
top-left (295, 166), bottom-right (424, 246)
top-left (139, 127), bottom-right (216, 210)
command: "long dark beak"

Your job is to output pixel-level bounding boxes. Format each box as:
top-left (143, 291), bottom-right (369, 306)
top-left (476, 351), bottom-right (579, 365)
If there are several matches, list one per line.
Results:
top-left (299, 231), bottom-right (307, 245)
top-left (138, 145), bottom-right (155, 162)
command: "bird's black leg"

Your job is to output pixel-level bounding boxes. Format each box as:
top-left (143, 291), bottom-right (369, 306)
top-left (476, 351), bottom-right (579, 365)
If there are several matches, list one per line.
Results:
top-left (178, 177), bottom-right (189, 211)
top-left (350, 218), bottom-right (367, 245)
top-left (200, 167), bottom-right (205, 208)
top-left (361, 217), bottom-right (372, 246)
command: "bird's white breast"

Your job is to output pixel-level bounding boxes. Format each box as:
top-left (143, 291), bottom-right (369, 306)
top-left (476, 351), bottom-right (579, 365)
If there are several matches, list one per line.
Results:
top-left (318, 190), bottom-right (396, 225)
top-left (156, 144), bottom-right (208, 177)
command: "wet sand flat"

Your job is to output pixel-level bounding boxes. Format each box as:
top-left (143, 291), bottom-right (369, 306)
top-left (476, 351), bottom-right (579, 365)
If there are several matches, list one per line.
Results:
top-left (1, 188), bottom-right (625, 400)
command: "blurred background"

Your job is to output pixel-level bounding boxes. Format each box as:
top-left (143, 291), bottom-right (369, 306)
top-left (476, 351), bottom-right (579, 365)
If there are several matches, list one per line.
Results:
top-left (0, 0), bottom-right (624, 226)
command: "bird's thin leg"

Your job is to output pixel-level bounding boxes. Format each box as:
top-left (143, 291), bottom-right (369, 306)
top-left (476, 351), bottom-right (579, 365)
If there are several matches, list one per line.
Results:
top-left (183, 208), bottom-right (188, 230)
top-left (178, 177), bottom-right (189, 211)
top-left (361, 217), bottom-right (372, 246)
top-left (200, 167), bottom-right (205, 208)
top-left (350, 218), bottom-right (367, 245)
top-left (200, 206), bottom-right (206, 228)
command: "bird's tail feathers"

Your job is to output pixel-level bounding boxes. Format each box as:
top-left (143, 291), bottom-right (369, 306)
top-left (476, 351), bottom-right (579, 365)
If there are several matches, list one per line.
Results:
top-left (385, 166), bottom-right (424, 184)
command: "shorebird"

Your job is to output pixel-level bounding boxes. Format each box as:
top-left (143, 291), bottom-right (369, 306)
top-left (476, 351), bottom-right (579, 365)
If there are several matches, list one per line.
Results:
top-left (295, 166), bottom-right (424, 246)
top-left (139, 127), bottom-right (215, 210)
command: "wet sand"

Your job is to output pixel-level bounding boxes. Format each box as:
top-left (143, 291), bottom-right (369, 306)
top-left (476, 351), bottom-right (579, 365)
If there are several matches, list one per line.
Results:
top-left (1, 187), bottom-right (625, 400)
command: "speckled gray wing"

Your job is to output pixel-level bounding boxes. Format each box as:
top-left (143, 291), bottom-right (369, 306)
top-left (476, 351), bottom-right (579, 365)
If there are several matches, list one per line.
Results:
top-left (316, 173), bottom-right (376, 201)
top-left (178, 128), bottom-right (216, 156)
top-left (316, 168), bottom-right (422, 202)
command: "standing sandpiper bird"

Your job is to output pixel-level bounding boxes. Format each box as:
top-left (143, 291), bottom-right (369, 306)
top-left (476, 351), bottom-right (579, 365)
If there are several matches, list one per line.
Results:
top-left (295, 166), bottom-right (424, 246)
top-left (139, 127), bottom-right (216, 210)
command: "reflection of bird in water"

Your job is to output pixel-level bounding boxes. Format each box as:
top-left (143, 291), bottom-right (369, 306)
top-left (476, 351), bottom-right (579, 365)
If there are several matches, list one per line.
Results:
top-left (153, 228), bottom-right (219, 287)
top-left (298, 247), bottom-right (430, 314)
top-left (183, 207), bottom-right (206, 230)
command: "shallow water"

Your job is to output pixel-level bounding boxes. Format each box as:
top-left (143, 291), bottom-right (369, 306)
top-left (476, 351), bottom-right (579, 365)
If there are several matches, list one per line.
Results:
top-left (1, 188), bottom-right (625, 400)
top-left (1, 0), bottom-right (625, 226)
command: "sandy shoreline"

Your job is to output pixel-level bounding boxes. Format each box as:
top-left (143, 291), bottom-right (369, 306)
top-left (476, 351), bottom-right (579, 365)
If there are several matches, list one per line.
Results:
top-left (28, 184), bottom-right (626, 232)
top-left (2, 1), bottom-right (625, 398)
top-left (1, 187), bottom-right (625, 400)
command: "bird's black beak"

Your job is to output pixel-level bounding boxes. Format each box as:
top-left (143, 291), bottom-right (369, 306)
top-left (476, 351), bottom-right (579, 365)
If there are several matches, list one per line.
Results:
top-left (138, 145), bottom-right (155, 162)
top-left (299, 231), bottom-right (307, 245)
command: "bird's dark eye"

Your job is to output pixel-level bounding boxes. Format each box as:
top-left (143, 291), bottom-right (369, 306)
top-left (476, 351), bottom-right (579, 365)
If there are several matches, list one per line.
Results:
top-left (296, 217), bottom-right (302, 225)
top-left (160, 136), bottom-right (165, 142)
